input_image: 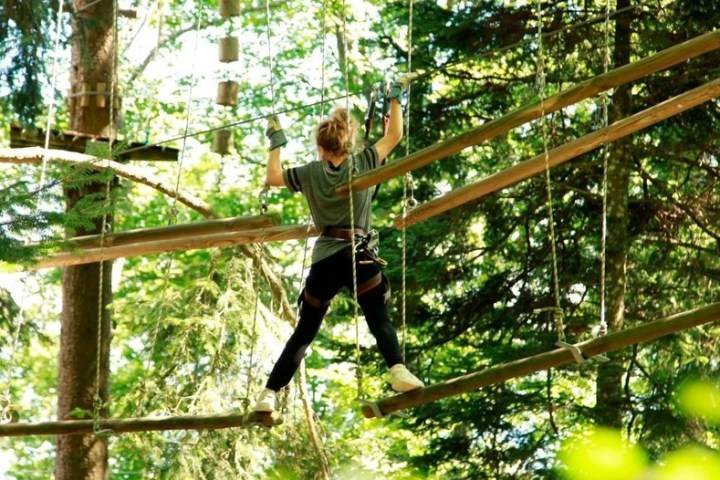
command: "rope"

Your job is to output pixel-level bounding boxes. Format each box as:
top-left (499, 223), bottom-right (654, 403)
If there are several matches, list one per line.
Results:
top-left (400, 0), bottom-right (415, 361)
top-left (92, 0), bottom-right (120, 435)
top-left (2, 0), bottom-right (67, 424)
top-left (114, 4), bottom-right (644, 160)
top-left (339, 0), bottom-right (364, 401)
top-left (40, 0), bottom-right (66, 188)
top-left (134, 12), bottom-right (203, 417)
top-left (598, 0), bottom-right (612, 337)
top-left (265, 0), bottom-right (277, 115)
top-left (535, 0), bottom-right (564, 331)
top-left (243, 259), bottom-right (262, 411)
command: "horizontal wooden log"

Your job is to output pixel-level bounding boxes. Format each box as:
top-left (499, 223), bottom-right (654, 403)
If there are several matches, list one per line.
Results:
top-left (362, 302), bottom-right (720, 418)
top-left (0, 411), bottom-right (282, 437)
top-left (69, 214), bottom-right (280, 249)
top-left (337, 30), bottom-right (720, 197)
top-left (34, 224), bottom-right (319, 270)
top-left (395, 76), bottom-right (720, 229)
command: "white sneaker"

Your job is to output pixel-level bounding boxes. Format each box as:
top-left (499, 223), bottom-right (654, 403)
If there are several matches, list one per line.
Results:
top-left (253, 388), bottom-right (277, 412)
top-left (390, 364), bottom-right (424, 392)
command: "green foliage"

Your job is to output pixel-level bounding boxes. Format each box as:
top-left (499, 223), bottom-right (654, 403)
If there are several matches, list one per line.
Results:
top-left (0, 0), bottom-right (54, 124)
top-left (2, 0), bottom-right (720, 478)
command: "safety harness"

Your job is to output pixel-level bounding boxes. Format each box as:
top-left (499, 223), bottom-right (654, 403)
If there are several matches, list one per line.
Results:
top-left (298, 227), bottom-right (390, 309)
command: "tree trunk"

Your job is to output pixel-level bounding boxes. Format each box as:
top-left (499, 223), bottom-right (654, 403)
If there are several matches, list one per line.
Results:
top-left (55, 1), bottom-right (116, 478)
top-left (595, 0), bottom-right (632, 429)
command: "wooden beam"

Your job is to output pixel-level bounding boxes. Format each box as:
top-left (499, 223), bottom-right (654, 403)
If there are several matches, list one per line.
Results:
top-left (362, 302), bottom-right (720, 419)
top-left (10, 125), bottom-right (178, 162)
top-left (34, 224), bottom-right (319, 270)
top-left (68, 214), bottom-right (280, 249)
top-left (336, 30), bottom-right (720, 197)
top-left (394, 76), bottom-right (720, 229)
top-left (0, 411), bottom-right (282, 437)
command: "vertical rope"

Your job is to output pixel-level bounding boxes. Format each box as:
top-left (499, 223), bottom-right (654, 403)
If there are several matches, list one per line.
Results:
top-left (265, 0), bottom-right (276, 115)
top-left (40, 0), bottom-right (66, 188)
top-left (400, 0), bottom-right (415, 361)
top-left (92, 0), bottom-right (120, 434)
top-left (598, 0), bottom-right (612, 337)
top-left (536, 0), bottom-right (563, 319)
top-left (340, 0), bottom-right (363, 401)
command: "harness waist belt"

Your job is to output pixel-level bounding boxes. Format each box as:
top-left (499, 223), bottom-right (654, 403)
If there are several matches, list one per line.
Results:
top-left (321, 227), bottom-right (366, 241)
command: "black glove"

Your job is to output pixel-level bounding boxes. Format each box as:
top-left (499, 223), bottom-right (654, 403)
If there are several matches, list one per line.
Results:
top-left (265, 114), bottom-right (288, 151)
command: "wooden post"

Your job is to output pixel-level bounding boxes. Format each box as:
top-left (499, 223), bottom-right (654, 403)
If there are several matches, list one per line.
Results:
top-left (394, 76), bottom-right (720, 229)
top-left (34, 224), bottom-right (319, 270)
top-left (218, 36), bottom-right (239, 63)
top-left (219, 0), bottom-right (241, 18)
top-left (213, 129), bottom-right (233, 155)
top-left (336, 30), bottom-right (720, 197)
top-left (216, 80), bottom-right (239, 106)
top-left (361, 302), bottom-right (720, 418)
top-left (0, 411), bottom-right (282, 437)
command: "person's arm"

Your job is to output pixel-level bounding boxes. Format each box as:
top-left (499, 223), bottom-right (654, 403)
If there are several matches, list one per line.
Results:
top-left (265, 115), bottom-right (288, 187)
top-left (373, 74), bottom-right (415, 161)
top-left (373, 98), bottom-right (403, 161)
top-left (266, 147), bottom-right (285, 187)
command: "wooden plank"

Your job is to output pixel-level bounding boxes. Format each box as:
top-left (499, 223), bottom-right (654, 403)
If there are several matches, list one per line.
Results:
top-left (336, 30), bottom-right (720, 197)
top-left (10, 125), bottom-right (179, 162)
top-left (0, 411), bottom-right (282, 437)
top-left (394, 76), bottom-right (720, 229)
top-left (361, 302), bottom-right (720, 418)
top-left (69, 214), bottom-right (280, 249)
top-left (34, 224), bottom-right (319, 270)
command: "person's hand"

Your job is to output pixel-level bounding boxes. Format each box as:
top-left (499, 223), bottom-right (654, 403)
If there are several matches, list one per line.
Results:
top-left (265, 114), bottom-right (288, 150)
top-left (387, 72), bottom-right (419, 101)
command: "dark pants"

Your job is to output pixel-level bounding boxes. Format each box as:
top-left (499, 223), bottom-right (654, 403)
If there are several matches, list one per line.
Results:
top-left (265, 246), bottom-right (403, 392)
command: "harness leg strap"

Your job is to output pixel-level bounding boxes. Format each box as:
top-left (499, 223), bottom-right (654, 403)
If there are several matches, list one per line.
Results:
top-left (300, 288), bottom-right (330, 309)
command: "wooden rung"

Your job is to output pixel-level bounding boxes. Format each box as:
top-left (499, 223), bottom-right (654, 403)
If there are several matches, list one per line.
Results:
top-left (361, 302), bottom-right (720, 419)
top-left (33, 224), bottom-right (319, 270)
top-left (394, 76), bottom-right (720, 229)
top-left (0, 411), bottom-right (283, 437)
top-left (335, 30), bottom-right (720, 197)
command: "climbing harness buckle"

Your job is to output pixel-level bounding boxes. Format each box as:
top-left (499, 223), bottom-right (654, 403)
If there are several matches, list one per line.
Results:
top-left (354, 229), bottom-right (387, 266)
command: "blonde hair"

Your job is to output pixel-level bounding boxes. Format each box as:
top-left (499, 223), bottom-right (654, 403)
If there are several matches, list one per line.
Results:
top-left (315, 108), bottom-right (358, 158)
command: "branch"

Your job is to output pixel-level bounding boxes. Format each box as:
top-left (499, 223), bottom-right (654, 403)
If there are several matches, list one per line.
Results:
top-left (0, 147), bottom-right (215, 219)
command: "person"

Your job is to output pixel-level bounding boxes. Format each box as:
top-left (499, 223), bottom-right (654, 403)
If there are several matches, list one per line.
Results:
top-left (254, 77), bottom-right (424, 413)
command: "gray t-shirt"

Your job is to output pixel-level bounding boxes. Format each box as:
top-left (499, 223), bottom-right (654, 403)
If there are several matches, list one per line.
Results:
top-left (283, 146), bottom-right (379, 264)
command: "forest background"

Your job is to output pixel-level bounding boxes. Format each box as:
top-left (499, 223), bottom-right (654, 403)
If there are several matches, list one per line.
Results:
top-left (0, 0), bottom-right (719, 478)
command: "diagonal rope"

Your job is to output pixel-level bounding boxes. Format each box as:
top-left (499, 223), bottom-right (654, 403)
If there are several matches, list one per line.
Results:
top-left (40, 0), bottom-right (66, 188)
top-left (1, 0), bottom-right (67, 424)
top-left (134, 12), bottom-right (204, 417)
top-left (114, 3), bottom-right (646, 160)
